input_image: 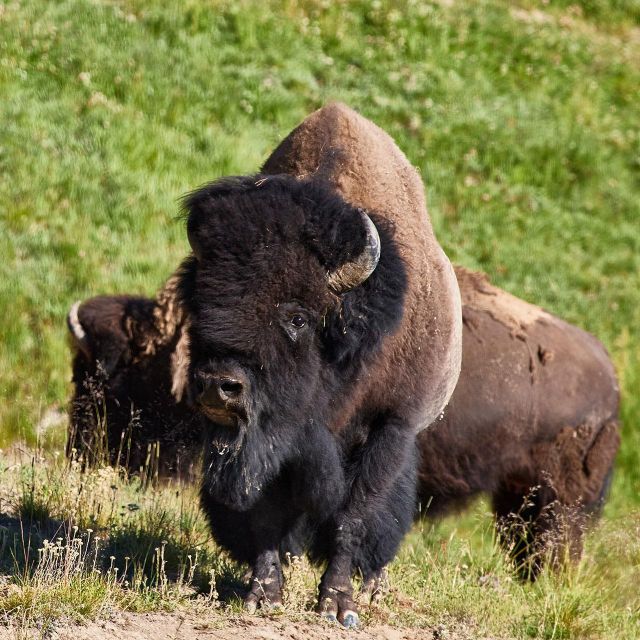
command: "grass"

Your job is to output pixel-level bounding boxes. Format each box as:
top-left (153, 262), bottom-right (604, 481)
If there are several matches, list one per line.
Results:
top-left (0, 0), bottom-right (639, 637)
top-left (0, 450), bottom-right (638, 638)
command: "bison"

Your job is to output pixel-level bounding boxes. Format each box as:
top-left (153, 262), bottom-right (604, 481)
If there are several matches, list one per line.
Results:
top-left (67, 274), bottom-right (198, 477)
top-left (417, 266), bottom-right (620, 578)
top-left (66, 106), bottom-right (617, 624)
top-left (177, 103), bottom-right (463, 624)
top-left (68, 265), bottom-right (620, 582)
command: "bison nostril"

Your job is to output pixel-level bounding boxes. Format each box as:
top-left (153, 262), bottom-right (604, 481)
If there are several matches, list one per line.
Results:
top-left (219, 379), bottom-right (243, 399)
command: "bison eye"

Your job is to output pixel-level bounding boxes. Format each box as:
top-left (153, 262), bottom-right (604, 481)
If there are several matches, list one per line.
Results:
top-left (290, 314), bottom-right (307, 329)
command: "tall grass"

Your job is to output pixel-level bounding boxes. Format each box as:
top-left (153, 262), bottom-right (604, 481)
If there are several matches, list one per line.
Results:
top-left (0, 450), bottom-right (638, 638)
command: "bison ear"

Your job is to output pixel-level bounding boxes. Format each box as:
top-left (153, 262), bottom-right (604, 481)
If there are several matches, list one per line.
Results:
top-left (184, 175), bottom-right (261, 261)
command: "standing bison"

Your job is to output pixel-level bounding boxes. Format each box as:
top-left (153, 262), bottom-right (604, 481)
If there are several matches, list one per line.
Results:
top-left (176, 103), bottom-right (462, 624)
top-left (417, 267), bottom-right (620, 577)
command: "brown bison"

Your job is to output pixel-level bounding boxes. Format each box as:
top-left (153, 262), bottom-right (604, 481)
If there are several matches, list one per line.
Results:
top-left (71, 103), bottom-right (463, 626)
top-left (175, 103), bottom-right (463, 625)
top-left (68, 266), bottom-right (620, 582)
top-left (67, 274), bottom-right (198, 477)
top-left (417, 266), bottom-right (619, 578)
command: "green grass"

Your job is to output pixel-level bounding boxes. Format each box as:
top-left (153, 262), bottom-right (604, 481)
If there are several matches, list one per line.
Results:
top-left (1, 0), bottom-right (639, 636)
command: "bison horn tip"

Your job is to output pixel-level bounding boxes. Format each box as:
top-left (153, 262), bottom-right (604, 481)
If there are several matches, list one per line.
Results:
top-left (67, 301), bottom-right (91, 358)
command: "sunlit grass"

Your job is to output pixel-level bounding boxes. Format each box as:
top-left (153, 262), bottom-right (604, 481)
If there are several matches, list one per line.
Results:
top-left (0, 450), bottom-right (638, 638)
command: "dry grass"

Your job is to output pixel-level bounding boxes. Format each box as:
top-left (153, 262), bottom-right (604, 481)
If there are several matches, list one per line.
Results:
top-left (0, 447), bottom-right (638, 639)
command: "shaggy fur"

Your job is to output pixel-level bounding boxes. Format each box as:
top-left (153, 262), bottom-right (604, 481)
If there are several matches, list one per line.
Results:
top-left (67, 276), bottom-right (200, 478)
top-left (67, 266), bottom-right (620, 582)
top-left (178, 104), bottom-right (462, 624)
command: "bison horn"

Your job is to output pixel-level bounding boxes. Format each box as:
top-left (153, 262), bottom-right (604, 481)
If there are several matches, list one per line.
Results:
top-left (67, 301), bottom-right (91, 358)
top-left (327, 211), bottom-right (381, 294)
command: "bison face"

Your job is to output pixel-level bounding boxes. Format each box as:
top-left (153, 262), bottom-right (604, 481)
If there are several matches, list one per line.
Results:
top-left (178, 174), bottom-right (384, 509)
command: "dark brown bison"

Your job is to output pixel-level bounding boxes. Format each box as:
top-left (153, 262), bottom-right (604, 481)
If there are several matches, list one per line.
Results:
top-left (67, 274), bottom-right (198, 478)
top-left (176, 103), bottom-right (462, 625)
top-left (68, 265), bottom-right (620, 582)
top-left (417, 266), bottom-right (620, 578)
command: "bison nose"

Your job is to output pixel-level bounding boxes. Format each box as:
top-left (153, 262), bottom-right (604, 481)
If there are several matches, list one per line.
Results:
top-left (196, 373), bottom-right (246, 410)
top-left (217, 377), bottom-right (244, 401)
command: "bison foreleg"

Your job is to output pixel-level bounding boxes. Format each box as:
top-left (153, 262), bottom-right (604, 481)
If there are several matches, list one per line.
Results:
top-left (317, 417), bottom-right (417, 627)
top-left (244, 548), bottom-right (284, 612)
top-left (238, 480), bottom-right (294, 612)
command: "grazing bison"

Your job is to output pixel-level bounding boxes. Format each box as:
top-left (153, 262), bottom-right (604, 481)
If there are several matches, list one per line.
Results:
top-left (417, 267), bottom-right (620, 578)
top-left (67, 274), bottom-right (199, 477)
top-left (67, 267), bottom-right (619, 581)
top-left (177, 103), bottom-right (462, 625)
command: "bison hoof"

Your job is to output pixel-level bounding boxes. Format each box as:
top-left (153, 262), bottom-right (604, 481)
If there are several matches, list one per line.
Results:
top-left (342, 611), bottom-right (360, 628)
top-left (318, 588), bottom-right (360, 628)
top-left (244, 594), bottom-right (283, 614)
top-left (321, 613), bottom-right (338, 623)
top-left (244, 579), bottom-right (283, 614)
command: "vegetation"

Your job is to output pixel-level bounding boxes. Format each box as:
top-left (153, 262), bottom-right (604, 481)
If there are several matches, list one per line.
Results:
top-left (0, 450), bottom-right (639, 638)
top-left (0, 0), bottom-right (638, 637)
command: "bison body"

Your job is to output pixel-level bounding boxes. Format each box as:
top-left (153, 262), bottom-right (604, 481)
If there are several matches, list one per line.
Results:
top-left (67, 277), bottom-right (199, 477)
top-left (418, 267), bottom-right (620, 575)
top-left (177, 103), bottom-right (462, 624)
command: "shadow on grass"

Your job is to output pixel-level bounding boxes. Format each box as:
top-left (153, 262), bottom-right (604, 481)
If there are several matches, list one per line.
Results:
top-left (102, 523), bottom-right (247, 601)
top-left (0, 509), bottom-right (246, 605)
top-left (0, 511), bottom-right (68, 575)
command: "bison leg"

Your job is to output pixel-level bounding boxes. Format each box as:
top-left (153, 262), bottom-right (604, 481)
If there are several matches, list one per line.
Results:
top-left (494, 421), bottom-right (621, 579)
top-left (493, 484), bottom-right (551, 580)
top-left (244, 548), bottom-right (284, 613)
top-left (317, 419), bottom-right (417, 627)
top-left (242, 484), bottom-right (302, 612)
top-left (201, 481), bottom-right (296, 611)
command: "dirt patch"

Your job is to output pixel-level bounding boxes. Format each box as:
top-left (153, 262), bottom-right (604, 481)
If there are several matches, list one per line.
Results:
top-left (0, 611), bottom-right (500, 640)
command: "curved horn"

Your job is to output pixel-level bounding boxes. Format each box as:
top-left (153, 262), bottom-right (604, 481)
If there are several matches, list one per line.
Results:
top-left (67, 301), bottom-right (91, 359)
top-left (327, 210), bottom-right (381, 294)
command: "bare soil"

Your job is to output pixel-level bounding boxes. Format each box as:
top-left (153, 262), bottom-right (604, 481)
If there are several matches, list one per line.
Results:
top-left (1, 612), bottom-right (497, 640)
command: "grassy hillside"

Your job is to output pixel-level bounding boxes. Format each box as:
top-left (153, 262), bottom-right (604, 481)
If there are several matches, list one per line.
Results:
top-left (1, 0), bottom-right (639, 636)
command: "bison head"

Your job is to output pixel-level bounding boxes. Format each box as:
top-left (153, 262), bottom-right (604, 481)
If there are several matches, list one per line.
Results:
top-left (179, 174), bottom-right (405, 509)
